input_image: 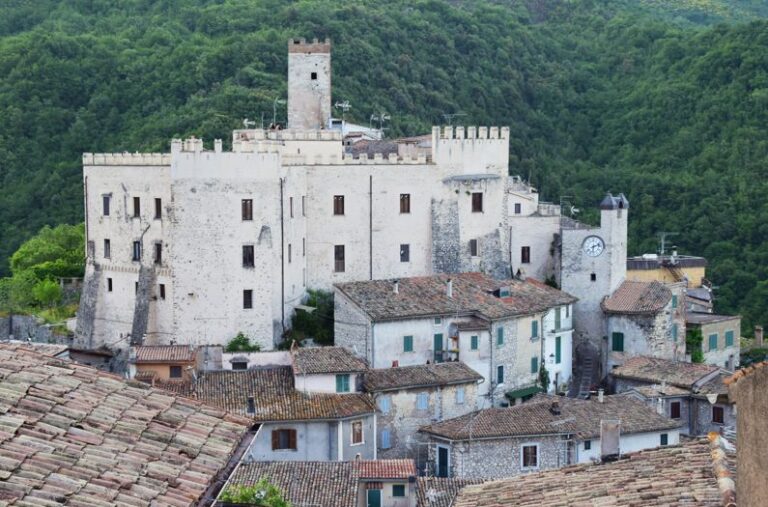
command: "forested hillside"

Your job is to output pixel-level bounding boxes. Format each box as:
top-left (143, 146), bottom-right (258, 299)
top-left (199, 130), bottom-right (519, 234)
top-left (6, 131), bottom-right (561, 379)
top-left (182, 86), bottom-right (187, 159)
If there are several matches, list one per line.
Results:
top-left (0, 0), bottom-right (767, 332)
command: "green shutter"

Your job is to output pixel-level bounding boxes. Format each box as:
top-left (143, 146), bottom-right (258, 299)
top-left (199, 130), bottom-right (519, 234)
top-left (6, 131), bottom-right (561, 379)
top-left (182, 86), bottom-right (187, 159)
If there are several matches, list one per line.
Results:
top-left (532, 320), bottom-right (538, 338)
top-left (471, 335), bottom-right (479, 350)
top-left (660, 433), bottom-right (668, 446)
top-left (336, 374), bottom-right (349, 393)
top-left (725, 330), bottom-right (734, 347)
top-left (531, 356), bottom-right (538, 374)
top-left (555, 336), bottom-right (561, 364)
top-left (709, 334), bottom-right (718, 351)
top-left (671, 295), bottom-right (678, 309)
top-left (555, 308), bottom-right (561, 330)
top-left (403, 335), bottom-right (413, 352)
top-left (497, 365), bottom-right (504, 384)
top-left (497, 327), bottom-right (504, 346)
top-left (612, 332), bottom-right (624, 352)
top-left (672, 324), bottom-right (678, 342)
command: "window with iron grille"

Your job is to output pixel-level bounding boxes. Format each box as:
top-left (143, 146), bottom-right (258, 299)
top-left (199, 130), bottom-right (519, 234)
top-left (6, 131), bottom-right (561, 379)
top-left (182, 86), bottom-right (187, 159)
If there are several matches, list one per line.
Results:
top-left (102, 195), bottom-right (111, 216)
top-left (243, 289), bottom-right (253, 309)
top-left (521, 444), bottom-right (538, 468)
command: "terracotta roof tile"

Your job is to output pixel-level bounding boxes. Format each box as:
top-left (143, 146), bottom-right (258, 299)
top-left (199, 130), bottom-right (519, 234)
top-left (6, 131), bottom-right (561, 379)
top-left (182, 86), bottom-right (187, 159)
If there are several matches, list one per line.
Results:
top-left (336, 272), bottom-right (576, 322)
top-left (132, 345), bottom-right (196, 363)
top-left (155, 367), bottom-right (375, 422)
top-left (292, 346), bottom-right (367, 374)
top-left (354, 459), bottom-right (416, 479)
top-left (364, 362), bottom-right (482, 392)
top-left (612, 356), bottom-right (724, 391)
top-left (0, 343), bottom-right (250, 506)
top-left (602, 280), bottom-right (672, 314)
top-left (725, 360), bottom-right (768, 385)
top-left (454, 436), bottom-right (736, 507)
top-left (420, 395), bottom-right (681, 440)
top-left (416, 477), bottom-right (483, 507)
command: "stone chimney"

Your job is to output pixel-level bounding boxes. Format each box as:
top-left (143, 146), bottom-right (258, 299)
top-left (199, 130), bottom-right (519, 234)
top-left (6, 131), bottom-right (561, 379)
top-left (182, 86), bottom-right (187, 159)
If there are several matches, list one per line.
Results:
top-left (393, 280), bottom-right (399, 295)
top-left (598, 388), bottom-right (604, 403)
top-left (755, 325), bottom-right (764, 348)
top-left (550, 400), bottom-right (561, 415)
top-left (446, 279), bottom-right (453, 298)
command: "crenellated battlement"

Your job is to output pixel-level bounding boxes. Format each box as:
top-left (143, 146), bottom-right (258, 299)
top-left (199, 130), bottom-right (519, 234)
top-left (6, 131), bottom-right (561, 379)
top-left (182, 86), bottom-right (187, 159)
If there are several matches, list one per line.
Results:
top-left (232, 129), bottom-right (343, 144)
top-left (432, 126), bottom-right (510, 141)
top-left (288, 37), bottom-right (331, 54)
top-left (281, 152), bottom-right (429, 166)
top-left (83, 153), bottom-right (171, 166)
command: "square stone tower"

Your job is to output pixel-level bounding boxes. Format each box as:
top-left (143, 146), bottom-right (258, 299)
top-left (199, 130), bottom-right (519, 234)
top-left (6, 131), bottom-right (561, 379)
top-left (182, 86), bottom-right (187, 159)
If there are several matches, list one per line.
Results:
top-left (287, 37), bottom-right (332, 130)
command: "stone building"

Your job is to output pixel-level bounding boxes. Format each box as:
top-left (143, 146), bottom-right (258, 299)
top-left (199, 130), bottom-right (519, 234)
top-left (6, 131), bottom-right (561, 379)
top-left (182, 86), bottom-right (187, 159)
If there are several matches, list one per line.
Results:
top-left (686, 312), bottom-right (741, 370)
top-left (419, 394), bottom-right (681, 480)
top-left (362, 362), bottom-right (482, 463)
top-left (611, 356), bottom-right (734, 436)
top-left (626, 253), bottom-right (708, 287)
top-left (128, 344), bottom-right (198, 382)
top-left (601, 280), bottom-right (686, 370)
top-left (334, 272), bottom-right (576, 406)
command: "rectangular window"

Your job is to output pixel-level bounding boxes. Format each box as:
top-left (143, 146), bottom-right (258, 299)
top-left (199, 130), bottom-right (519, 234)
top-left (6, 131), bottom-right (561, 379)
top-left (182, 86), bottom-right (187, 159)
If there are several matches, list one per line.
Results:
top-left (311, 71), bottom-right (317, 80)
top-left (521, 444), bottom-right (538, 468)
top-left (378, 396), bottom-right (391, 414)
top-left (232, 361), bottom-right (248, 371)
top-left (243, 245), bottom-right (254, 267)
top-left (154, 198), bottom-right (162, 219)
top-left (302, 195), bottom-right (306, 216)
top-left (417, 392), bottom-right (429, 410)
top-left (288, 243), bottom-right (292, 263)
top-left (159, 284), bottom-right (166, 300)
top-left (671, 295), bottom-right (678, 309)
top-left (403, 335), bottom-right (413, 352)
top-left (531, 320), bottom-right (538, 339)
top-left (709, 333), bottom-right (719, 351)
top-left (497, 365), bottom-right (504, 384)
top-left (521, 246), bottom-right (531, 264)
top-left (725, 330), bottom-right (734, 347)
top-left (434, 317), bottom-right (442, 325)
top-left (242, 199), bottom-right (253, 221)
top-left (302, 238), bottom-right (306, 257)
top-left (381, 429), bottom-right (391, 449)
top-left (456, 387), bottom-right (465, 404)
top-left (531, 356), bottom-right (539, 374)
top-left (107, 278), bottom-right (113, 292)
top-left (392, 485), bottom-right (405, 497)
top-left (135, 281), bottom-right (138, 294)
top-left (470, 335), bottom-right (479, 350)
top-left (336, 374), bottom-right (350, 393)
top-left (289, 196), bottom-right (294, 218)
top-left (272, 429), bottom-right (297, 450)
top-left (469, 239), bottom-right (478, 257)
top-left (660, 433), bottom-right (669, 446)
top-left (590, 273), bottom-right (597, 282)
top-left (334, 245), bottom-right (345, 272)
top-left (471, 192), bottom-right (483, 212)
top-left (400, 244), bottom-right (410, 263)
top-left (514, 203), bottom-right (521, 214)
top-left (169, 365), bottom-right (182, 379)
top-left (670, 401), bottom-right (681, 419)
top-left (102, 195), bottom-right (111, 216)
top-left (433, 333), bottom-right (443, 363)
top-left (351, 420), bottom-right (364, 445)
top-left (496, 327), bottom-right (504, 346)
top-left (612, 332), bottom-right (625, 352)
top-left (555, 336), bottom-right (562, 364)
top-left (555, 308), bottom-right (561, 330)
top-left (566, 305), bottom-right (570, 318)
top-left (584, 440), bottom-right (591, 451)
top-left (243, 289), bottom-right (253, 309)
top-left (104, 239), bottom-right (111, 259)
top-left (132, 241), bottom-right (141, 261)
top-left (672, 323), bottom-right (678, 342)
top-left (712, 405), bottom-right (724, 424)
top-left (133, 197), bottom-right (140, 218)
top-left (333, 195), bottom-right (345, 215)
top-left (247, 397), bottom-right (255, 414)
top-left (400, 193), bottom-right (411, 213)
top-left (154, 243), bottom-right (162, 265)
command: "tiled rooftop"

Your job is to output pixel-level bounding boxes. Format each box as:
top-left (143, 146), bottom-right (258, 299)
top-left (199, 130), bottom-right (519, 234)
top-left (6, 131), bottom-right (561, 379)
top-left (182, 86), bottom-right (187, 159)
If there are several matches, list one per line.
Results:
top-left (354, 459), bottom-right (416, 479)
top-left (133, 345), bottom-right (196, 363)
top-left (363, 362), bottom-right (482, 392)
top-left (292, 346), bottom-right (367, 374)
top-left (417, 477), bottom-right (484, 507)
top-left (0, 341), bottom-right (70, 357)
top-left (601, 280), bottom-right (671, 315)
top-left (625, 384), bottom-right (691, 398)
top-left (453, 435), bottom-right (736, 507)
top-left (686, 312), bottom-right (741, 325)
top-left (420, 394), bottom-right (681, 441)
top-left (0, 343), bottom-right (251, 506)
top-left (156, 367), bottom-right (375, 422)
top-left (612, 356), bottom-right (722, 390)
top-left (336, 272), bottom-right (576, 322)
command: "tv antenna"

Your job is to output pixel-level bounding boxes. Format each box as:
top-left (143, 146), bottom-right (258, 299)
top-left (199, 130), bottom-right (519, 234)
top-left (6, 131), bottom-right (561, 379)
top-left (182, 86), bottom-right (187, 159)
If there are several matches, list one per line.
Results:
top-left (559, 196), bottom-right (579, 217)
top-left (370, 110), bottom-right (391, 131)
top-left (242, 118), bottom-right (256, 128)
top-left (442, 113), bottom-right (466, 126)
top-left (334, 101), bottom-right (351, 122)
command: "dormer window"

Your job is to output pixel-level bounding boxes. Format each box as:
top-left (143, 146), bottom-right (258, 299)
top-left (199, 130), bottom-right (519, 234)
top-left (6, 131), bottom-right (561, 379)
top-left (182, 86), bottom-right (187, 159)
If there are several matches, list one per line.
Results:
top-left (232, 361), bottom-right (247, 371)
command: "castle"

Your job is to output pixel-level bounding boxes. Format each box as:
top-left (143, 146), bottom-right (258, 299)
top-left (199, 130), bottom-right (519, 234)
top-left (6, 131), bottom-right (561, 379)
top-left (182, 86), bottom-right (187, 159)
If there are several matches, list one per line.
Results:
top-left (76, 38), bottom-right (627, 354)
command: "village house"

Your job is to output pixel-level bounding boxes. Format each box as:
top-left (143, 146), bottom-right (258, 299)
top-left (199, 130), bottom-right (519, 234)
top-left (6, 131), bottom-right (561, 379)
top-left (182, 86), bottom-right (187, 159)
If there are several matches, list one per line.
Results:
top-left (452, 434), bottom-right (735, 507)
top-left (418, 394), bottom-right (681, 480)
top-left (292, 345), bottom-right (368, 393)
top-left (611, 355), bottom-right (734, 436)
top-left (363, 362), bottom-right (483, 463)
top-left (686, 312), bottom-right (741, 370)
top-left (601, 280), bottom-right (686, 370)
top-left (626, 252), bottom-right (708, 287)
top-left (0, 343), bottom-right (253, 506)
top-left (128, 344), bottom-right (198, 382)
top-left (334, 272), bottom-right (576, 406)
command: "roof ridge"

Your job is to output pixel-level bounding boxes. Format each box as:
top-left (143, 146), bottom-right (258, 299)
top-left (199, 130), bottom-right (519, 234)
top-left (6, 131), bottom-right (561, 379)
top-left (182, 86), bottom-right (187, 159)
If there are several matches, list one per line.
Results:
top-left (708, 432), bottom-right (736, 507)
top-left (725, 360), bottom-right (768, 385)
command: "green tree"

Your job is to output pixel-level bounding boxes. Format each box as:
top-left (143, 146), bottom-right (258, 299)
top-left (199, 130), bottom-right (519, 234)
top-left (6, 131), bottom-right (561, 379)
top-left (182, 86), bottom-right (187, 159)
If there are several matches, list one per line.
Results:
top-left (32, 279), bottom-right (62, 308)
top-left (10, 224), bottom-right (84, 279)
top-left (686, 327), bottom-right (705, 363)
top-left (225, 332), bottom-right (261, 353)
top-left (219, 478), bottom-right (290, 507)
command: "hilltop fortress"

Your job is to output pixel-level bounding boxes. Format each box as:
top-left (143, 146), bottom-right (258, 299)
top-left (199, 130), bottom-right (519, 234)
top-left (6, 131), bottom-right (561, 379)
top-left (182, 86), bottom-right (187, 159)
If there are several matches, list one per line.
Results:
top-left (76, 38), bottom-right (626, 353)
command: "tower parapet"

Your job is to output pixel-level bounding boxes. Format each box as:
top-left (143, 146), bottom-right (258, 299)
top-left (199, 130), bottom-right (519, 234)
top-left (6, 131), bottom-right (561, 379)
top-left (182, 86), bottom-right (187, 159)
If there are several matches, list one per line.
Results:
top-left (287, 38), bottom-right (332, 130)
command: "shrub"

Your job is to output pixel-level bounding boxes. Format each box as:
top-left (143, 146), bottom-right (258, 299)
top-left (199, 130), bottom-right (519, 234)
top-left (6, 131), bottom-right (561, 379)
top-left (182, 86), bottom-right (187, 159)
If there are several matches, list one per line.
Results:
top-left (219, 478), bottom-right (290, 506)
top-left (225, 332), bottom-right (261, 353)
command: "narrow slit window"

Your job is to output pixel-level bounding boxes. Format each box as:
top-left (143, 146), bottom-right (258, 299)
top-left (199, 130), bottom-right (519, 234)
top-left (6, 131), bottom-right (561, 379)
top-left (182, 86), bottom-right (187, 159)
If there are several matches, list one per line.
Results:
top-left (242, 199), bottom-right (253, 221)
top-left (469, 239), bottom-right (478, 257)
top-left (104, 239), bottom-right (111, 259)
top-left (133, 197), bottom-right (141, 218)
top-left (154, 198), bottom-right (162, 219)
top-left (159, 284), bottom-right (166, 300)
top-left (471, 192), bottom-right (483, 212)
top-left (102, 195), bottom-right (111, 216)
top-left (132, 241), bottom-right (141, 261)
top-left (107, 278), bottom-right (113, 292)
top-left (334, 245), bottom-right (345, 272)
top-left (400, 193), bottom-right (411, 213)
top-left (400, 244), bottom-right (410, 263)
top-left (243, 245), bottom-right (254, 268)
top-left (243, 289), bottom-right (253, 309)
top-left (333, 195), bottom-right (345, 215)
top-left (154, 243), bottom-right (162, 265)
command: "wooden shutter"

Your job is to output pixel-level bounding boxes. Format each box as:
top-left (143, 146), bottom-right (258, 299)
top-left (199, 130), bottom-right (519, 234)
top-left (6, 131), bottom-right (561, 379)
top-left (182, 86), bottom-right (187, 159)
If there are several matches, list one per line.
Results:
top-left (271, 430), bottom-right (279, 450)
top-left (289, 429), bottom-right (297, 450)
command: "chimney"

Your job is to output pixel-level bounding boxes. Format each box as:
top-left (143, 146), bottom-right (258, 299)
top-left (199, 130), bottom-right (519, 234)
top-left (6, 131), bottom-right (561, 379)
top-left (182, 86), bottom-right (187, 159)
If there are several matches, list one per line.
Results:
top-left (392, 360), bottom-right (399, 368)
top-left (214, 139), bottom-right (222, 153)
top-left (598, 389), bottom-right (604, 403)
top-left (446, 279), bottom-right (453, 298)
top-left (755, 325), bottom-right (764, 347)
top-left (550, 400), bottom-right (561, 415)
top-left (393, 280), bottom-right (399, 294)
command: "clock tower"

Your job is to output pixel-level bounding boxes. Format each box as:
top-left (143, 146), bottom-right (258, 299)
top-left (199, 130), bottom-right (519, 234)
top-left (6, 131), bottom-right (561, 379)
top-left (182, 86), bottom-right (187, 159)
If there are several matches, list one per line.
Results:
top-left (560, 193), bottom-right (628, 359)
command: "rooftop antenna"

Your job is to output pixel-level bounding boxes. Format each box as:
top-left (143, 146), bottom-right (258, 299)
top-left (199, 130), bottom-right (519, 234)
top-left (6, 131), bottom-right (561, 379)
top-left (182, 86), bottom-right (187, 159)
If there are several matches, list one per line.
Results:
top-left (334, 101), bottom-right (351, 123)
top-left (559, 196), bottom-right (579, 217)
top-left (657, 232), bottom-right (678, 256)
top-left (441, 113), bottom-right (466, 126)
top-left (242, 118), bottom-right (256, 128)
top-left (370, 110), bottom-right (391, 132)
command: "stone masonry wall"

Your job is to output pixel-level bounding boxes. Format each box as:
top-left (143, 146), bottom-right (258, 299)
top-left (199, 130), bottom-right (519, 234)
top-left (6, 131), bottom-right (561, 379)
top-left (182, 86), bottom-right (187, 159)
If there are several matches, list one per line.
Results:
top-left (333, 289), bottom-right (373, 363)
top-left (431, 198), bottom-right (461, 274)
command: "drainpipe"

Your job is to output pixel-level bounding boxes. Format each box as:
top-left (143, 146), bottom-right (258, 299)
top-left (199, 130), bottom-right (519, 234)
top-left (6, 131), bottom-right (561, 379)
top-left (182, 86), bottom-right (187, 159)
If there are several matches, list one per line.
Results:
top-left (372, 412), bottom-right (378, 460)
top-left (337, 420), bottom-right (344, 461)
top-left (280, 177), bottom-right (285, 334)
top-left (488, 321), bottom-right (494, 406)
top-left (369, 175), bottom-right (373, 280)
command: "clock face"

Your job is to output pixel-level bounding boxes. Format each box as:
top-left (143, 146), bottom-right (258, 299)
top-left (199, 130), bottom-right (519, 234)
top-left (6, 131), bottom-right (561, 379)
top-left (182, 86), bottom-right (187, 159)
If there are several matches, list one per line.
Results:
top-left (583, 236), bottom-right (605, 257)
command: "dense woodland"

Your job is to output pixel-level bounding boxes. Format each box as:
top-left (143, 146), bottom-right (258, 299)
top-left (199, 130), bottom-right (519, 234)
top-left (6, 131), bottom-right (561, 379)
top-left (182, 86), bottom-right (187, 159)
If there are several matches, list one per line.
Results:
top-left (1, 0), bottom-right (767, 333)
